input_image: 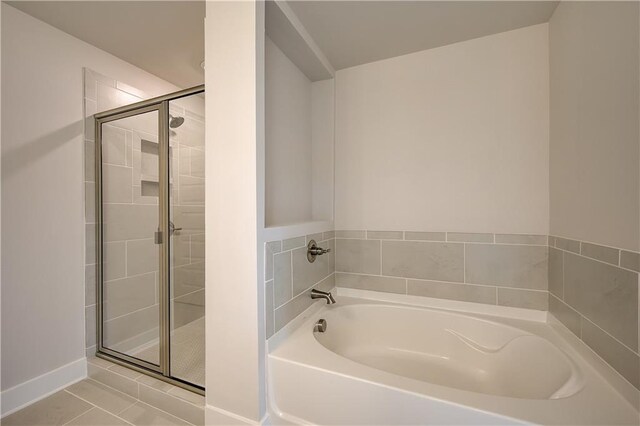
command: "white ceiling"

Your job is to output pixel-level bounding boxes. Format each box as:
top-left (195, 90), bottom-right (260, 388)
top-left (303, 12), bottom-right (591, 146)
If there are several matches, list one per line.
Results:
top-left (6, 1), bottom-right (205, 88)
top-left (287, 1), bottom-right (559, 70)
top-left (7, 1), bottom-right (559, 85)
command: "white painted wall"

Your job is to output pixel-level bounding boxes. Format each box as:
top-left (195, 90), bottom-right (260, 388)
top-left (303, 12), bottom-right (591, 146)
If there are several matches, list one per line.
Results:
top-left (311, 78), bottom-right (334, 222)
top-left (265, 37), bottom-right (334, 227)
top-left (1, 3), bottom-right (176, 394)
top-left (334, 24), bottom-right (549, 234)
top-left (205, 1), bottom-right (265, 423)
top-left (265, 36), bottom-right (312, 226)
top-left (0, 1), bottom-right (3, 417)
top-left (549, 1), bottom-right (639, 251)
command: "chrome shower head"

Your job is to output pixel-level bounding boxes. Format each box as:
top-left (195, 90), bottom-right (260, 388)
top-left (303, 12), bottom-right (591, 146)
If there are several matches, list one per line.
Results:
top-left (169, 114), bottom-right (185, 128)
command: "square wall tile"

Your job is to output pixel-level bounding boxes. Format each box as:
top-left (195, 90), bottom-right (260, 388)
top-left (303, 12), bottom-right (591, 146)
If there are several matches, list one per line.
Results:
top-left (407, 279), bottom-right (495, 304)
top-left (265, 280), bottom-right (274, 339)
top-left (548, 247), bottom-right (563, 298)
top-left (582, 318), bottom-right (639, 389)
top-left (563, 253), bottom-right (638, 351)
top-left (549, 294), bottom-right (582, 337)
top-left (382, 241), bottom-right (463, 282)
top-left (273, 251), bottom-right (292, 307)
top-left (336, 273), bottom-right (405, 294)
top-left (465, 244), bottom-right (547, 290)
top-left (292, 246), bottom-right (329, 296)
top-left (580, 242), bottom-right (619, 265)
top-left (497, 288), bottom-right (548, 311)
top-left (404, 231), bottom-right (446, 241)
top-left (447, 232), bottom-right (493, 243)
top-left (336, 239), bottom-right (381, 275)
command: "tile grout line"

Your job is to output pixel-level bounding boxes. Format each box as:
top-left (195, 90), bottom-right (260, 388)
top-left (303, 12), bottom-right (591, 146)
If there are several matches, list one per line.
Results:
top-left (463, 243), bottom-right (466, 283)
top-left (86, 364), bottom-right (142, 393)
top-left (60, 391), bottom-right (96, 426)
top-left (133, 400), bottom-right (198, 426)
top-left (90, 358), bottom-right (206, 418)
top-left (115, 400), bottom-right (138, 420)
top-left (580, 310), bottom-right (639, 357)
top-left (138, 382), bottom-right (205, 410)
top-left (271, 277), bottom-right (276, 335)
top-left (102, 301), bottom-right (158, 323)
top-left (552, 234), bottom-right (640, 255)
top-left (552, 292), bottom-right (639, 357)
top-left (62, 386), bottom-right (135, 426)
top-left (379, 240), bottom-right (383, 275)
top-left (555, 245), bottom-right (639, 274)
top-left (561, 250), bottom-right (565, 300)
top-left (334, 237), bottom-right (548, 247)
top-left (335, 270), bottom-right (547, 293)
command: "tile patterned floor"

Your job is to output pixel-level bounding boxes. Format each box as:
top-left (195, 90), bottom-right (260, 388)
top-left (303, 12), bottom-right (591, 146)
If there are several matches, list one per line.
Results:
top-left (3, 358), bottom-right (204, 426)
top-left (2, 385), bottom-right (193, 426)
top-left (134, 318), bottom-right (205, 387)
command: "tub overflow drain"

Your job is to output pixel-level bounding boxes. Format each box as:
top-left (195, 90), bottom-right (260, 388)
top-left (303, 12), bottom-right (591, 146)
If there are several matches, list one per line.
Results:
top-left (314, 319), bottom-right (327, 333)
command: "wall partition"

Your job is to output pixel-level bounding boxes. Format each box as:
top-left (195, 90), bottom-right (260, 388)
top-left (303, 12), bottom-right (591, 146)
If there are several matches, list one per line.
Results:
top-left (95, 85), bottom-right (205, 394)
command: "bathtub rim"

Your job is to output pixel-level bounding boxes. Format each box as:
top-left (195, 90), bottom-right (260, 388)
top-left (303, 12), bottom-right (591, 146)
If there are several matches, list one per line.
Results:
top-left (310, 303), bottom-right (587, 401)
top-left (267, 287), bottom-right (640, 422)
top-left (268, 287), bottom-right (548, 353)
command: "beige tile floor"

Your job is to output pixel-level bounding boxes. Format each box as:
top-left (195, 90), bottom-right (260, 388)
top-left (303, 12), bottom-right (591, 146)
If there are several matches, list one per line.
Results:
top-left (134, 318), bottom-right (205, 387)
top-left (2, 382), bottom-right (193, 426)
top-left (3, 319), bottom-right (205, 426)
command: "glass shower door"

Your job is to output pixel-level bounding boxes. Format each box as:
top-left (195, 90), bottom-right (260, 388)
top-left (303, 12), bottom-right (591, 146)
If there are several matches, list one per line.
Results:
top-left (97, 106), bottom-right (163, 370)
top-left (168, 93), bottom-right (205, 387)
top-left (95, 85), bottom-right (205, 393)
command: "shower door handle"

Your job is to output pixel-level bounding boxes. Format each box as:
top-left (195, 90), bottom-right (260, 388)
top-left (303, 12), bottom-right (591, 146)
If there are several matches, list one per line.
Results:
top-left (169, 221), bottom-right (182, 235)
top-left (155, 223), bottom-right (181, 244)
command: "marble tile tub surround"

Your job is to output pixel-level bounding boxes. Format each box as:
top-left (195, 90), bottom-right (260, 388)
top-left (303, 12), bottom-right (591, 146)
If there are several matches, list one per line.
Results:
top-left (548, 236), bottom-right (640, 390)
top-left (334, 230), bottom-right (549, 311)
top-left (265, 230), bottom-right (336, 338)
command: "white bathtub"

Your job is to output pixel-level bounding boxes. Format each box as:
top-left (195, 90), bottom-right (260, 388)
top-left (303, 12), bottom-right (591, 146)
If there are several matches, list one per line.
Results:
top-left (268, 289), bottom-right (639, 425)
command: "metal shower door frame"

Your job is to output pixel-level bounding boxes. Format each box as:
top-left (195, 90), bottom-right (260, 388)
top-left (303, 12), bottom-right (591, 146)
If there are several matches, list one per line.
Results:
top-left (94, 85), bottom-right (205, 395)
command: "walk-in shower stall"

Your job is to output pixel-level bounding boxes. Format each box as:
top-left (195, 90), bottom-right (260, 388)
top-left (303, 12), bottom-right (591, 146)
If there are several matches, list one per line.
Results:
top-left (94, 85), bottom-right (205, 394)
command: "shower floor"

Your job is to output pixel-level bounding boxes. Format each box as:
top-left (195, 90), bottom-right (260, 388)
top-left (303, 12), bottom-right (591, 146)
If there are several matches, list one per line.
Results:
top-left (134, 317), bottom-right (205, 387)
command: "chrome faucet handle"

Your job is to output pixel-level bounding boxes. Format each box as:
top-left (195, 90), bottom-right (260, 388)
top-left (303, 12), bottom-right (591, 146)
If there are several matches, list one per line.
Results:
top-left (307, 240), bottom-right (331, 263)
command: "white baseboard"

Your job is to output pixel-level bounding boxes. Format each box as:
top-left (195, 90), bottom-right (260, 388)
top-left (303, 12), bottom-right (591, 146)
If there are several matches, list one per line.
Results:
top-left (1, 357), bottom-right (87, 418)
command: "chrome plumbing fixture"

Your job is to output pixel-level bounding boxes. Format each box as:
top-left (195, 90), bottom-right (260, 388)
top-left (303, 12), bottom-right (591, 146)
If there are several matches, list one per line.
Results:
top-left (311, 288), bottom-right (336, 305)
top-left (169, 220), bottom-right (182, 235)
top-left (169, 114), bottom-right (184, 128)
top-left (307, 239), bottom-right (331, 263)
top-left (314, 319), bottom-right (327, 333)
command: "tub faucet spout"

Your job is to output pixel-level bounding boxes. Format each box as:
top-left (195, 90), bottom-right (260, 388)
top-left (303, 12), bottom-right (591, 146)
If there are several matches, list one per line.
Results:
top-left (311, 288), bottom-right (336, 304)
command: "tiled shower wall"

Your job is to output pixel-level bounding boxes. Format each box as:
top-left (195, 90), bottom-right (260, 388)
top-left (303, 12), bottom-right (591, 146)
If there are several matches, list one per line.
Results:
top-left (264, 230), bottom-right (336, 338)
top-left (168, 102), bottom-right (206, 332)
top-left (98, 116), bottom-right (162, 352)
top-left (84, 69), bottom-right (205, 356)
top-left (84, 69), bottom-right (147, 356)
top-left (548, 236), bottom-right (639, 389)
top-left (334, 230), bottom-right (549, 311)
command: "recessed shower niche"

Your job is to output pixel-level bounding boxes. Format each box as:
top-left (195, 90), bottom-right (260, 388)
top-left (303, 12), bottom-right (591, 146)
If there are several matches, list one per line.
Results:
top-left (139, 138), bottom-right (173, 197)
top-left (95, 86), bottom-right (205, 393)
